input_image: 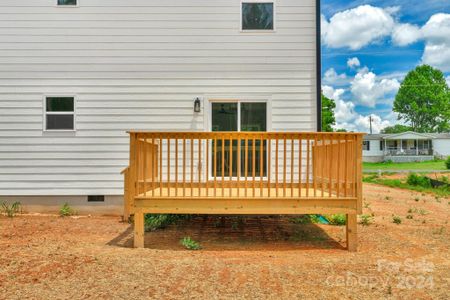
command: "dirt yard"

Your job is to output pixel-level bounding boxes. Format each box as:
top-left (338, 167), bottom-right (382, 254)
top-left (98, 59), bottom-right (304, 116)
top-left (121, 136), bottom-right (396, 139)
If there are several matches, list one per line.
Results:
top-left (1, 183), bottom-right (449, 299)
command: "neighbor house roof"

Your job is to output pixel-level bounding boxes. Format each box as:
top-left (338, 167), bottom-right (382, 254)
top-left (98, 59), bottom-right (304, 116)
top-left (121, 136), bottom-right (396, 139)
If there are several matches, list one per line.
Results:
top-left (364, 131), bottom-right (450, 140)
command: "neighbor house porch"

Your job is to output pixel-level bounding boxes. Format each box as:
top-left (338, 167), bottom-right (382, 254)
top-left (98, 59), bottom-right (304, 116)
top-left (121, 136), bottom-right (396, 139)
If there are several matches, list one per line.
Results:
top-left (382, 132), bottom-right (434, 162)
top-left (123, 132), bottom-right (363, 251)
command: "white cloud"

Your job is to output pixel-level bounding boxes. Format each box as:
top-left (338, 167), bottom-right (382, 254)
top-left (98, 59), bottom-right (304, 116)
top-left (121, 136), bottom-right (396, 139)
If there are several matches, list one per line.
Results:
top-left (322, 68), bottom-right (347, 85)
top-left (322, 85), bottom-right (391, 133)
top-left (321, 5), bottom-right (396, 50)
top-left (392, 23), bottom-right (422, 46)
top-left (347, 57), bottom-right (361, 69)
top-left (350, 67), bottom-right (400, 107)
top-left (421, 13), bottom-right (450, 72)
top-left (353, 114), bottom-right (391, 133)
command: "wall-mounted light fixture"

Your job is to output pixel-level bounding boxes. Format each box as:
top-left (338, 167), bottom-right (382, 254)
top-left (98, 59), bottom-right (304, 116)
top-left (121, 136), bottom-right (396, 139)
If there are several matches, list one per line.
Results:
top-left (194, 97), bottom-right (201, 113)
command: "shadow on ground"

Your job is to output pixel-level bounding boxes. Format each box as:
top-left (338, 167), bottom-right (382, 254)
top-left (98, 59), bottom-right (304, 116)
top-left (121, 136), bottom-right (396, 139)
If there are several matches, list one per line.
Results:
top-left (108, 216), bottom-right (346, 251)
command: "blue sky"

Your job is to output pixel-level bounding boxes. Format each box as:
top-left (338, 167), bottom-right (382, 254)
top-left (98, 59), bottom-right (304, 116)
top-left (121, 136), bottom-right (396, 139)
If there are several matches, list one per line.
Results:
top-left (321, 0), bottom-right (450, 133)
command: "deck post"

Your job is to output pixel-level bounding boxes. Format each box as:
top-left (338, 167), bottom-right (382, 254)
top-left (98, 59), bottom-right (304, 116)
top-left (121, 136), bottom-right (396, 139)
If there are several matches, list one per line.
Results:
top-left (134, 209), bottom-right (145, 248)
top-left (346, 214), bottom-right (357, 251)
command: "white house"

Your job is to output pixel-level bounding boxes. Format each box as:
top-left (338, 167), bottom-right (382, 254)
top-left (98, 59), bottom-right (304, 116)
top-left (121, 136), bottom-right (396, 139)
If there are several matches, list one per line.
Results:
top-left (0, 0), bottom-right (321, 214)
top-left (363, 132), bottom-right (450, 163)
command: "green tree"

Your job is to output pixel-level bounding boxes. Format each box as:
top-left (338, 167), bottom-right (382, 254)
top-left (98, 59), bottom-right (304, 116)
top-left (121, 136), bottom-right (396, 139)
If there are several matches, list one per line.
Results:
top-left (393, 65), bottom-right (450, 133)
top-left (321, 93), bottom-right (336, 132)
top-left (381, 124), bottom-right (413, 134)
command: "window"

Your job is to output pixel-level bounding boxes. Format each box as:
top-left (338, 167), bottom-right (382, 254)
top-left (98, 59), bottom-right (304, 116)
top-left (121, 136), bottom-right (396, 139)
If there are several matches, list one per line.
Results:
top-left (45, 97), bottom-right (75, 130)
top-left (211, 101), bottom-right (267, 177)
top-left (58, 0), bottom-right (77, 5)
top-left (380, 141), bottom-right (384, 150)
top-left (241, 1), bottom-right (274, 30)
top-left (363, 141), bottom-right (370, 151)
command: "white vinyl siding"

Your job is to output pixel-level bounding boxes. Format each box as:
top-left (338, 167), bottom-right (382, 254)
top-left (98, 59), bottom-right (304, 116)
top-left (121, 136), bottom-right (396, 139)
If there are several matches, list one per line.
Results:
top-left (0, 0), bottom-right (318, 196)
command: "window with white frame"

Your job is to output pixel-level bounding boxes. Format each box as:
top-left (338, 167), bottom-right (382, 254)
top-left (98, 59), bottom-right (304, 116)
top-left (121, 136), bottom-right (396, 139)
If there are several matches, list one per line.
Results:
top-left (45, 97), bottom-right (75, 130)
top-left (57, 0), bottom-right (77, 6)
top-left (241, 1), bottom-right (274, 31)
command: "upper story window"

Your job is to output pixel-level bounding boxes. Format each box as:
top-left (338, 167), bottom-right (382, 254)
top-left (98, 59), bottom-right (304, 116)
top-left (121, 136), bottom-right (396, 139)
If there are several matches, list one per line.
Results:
top-left (45, 97), bottom-right (75, 131)
top-left (58, 0), bottom-right (77, 6)
top-left (241, 1), bottom-right (274, 31)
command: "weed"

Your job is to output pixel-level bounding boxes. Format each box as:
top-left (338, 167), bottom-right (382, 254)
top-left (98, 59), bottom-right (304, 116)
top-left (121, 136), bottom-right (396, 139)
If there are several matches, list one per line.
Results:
top-left (418, 208), bottom-right (428, 215)
top-left (407, 173), bottom-right (431, 188)
top-left (364, 202), bottom-right (371, 209)
top-left (59, 203), bottom-right (75, 217)
top-left (414, 197), bottom-right (420, 202)
top-left (384, 196), bottom-right (392, 201)
top-left (359, 214), bottom-right (373, 226)
top-left (180, 237), bottom-right (201, 250)
top-left (406, 214), bottom-right (413, 219)
top-left (432, 227), bottom-right (445, 235)
top-left (328, 214), bottom-right (346, 226)
top-left (290, 215), bottom-right (318, 224)
top-left (392, 216), bottom-right (402, 224)
top-left (1, 201), bottom-right (21, 218)
top-left (144, 214), bottom-right (189, 231)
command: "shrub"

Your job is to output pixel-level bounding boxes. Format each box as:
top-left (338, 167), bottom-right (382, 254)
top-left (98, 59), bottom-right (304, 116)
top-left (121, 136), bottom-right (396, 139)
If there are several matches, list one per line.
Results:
top-left (144, 214), bottom-right (189, 231)
top-left (180, 237), bottom-right (201, 250)
top-left (1, 201), bottom-right (21, 218)
top-left (359, 214), bottom-right (373, 226)
top-left (445, 156), bottom-right (450, 169)
top-left (392, 216), bottom-right (402, 224)
top-left (59, 203), bottom-right (75, 217)
top-left (289, 215), bottom-right (320, 224)
top-left (328, 214), bottom-right (346, 226)
top-left (407, 173), bottom-right (431, 188)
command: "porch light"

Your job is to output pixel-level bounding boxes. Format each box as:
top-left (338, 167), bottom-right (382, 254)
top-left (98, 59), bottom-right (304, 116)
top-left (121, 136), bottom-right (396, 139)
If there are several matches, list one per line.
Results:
top-left (194, 97), bottom-right (201, 113)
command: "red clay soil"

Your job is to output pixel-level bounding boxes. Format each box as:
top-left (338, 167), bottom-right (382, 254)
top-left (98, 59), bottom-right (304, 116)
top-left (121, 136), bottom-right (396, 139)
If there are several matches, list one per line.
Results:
top-left (0, 183), bottom-right (449, 299)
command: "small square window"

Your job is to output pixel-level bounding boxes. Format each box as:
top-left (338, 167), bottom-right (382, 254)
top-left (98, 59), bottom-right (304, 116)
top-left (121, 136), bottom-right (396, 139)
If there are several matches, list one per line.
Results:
top-left (58, 0), bottom-right (77, 5)
top-left (45, 97), bottom-right (75, 131)
top-left (242, 2), bottom-right (274, 31)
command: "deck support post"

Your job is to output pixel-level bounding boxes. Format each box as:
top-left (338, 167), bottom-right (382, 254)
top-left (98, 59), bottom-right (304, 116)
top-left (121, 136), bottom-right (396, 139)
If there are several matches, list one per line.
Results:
top-left (346, 214), bottom-right (357, 252)
top-left (134, 209), bottom-right (145, 248)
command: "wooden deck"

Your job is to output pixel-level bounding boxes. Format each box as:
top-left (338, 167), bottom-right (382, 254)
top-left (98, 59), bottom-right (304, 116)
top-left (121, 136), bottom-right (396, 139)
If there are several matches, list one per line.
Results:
top-left (123, 131), bottom-right (363, 251)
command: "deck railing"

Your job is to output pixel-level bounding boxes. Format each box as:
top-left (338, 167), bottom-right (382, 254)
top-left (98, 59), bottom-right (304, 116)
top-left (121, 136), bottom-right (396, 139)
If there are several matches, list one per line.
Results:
top-left (124, 132), bottom-right (363, 217)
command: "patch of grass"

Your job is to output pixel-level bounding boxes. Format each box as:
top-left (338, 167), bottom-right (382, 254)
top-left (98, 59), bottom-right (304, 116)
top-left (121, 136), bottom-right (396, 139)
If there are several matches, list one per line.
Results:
top-left (1, 201), bottom-right (21, 218)
top-left (406, 214), bottom-right (413, 219)
top-left (392, 216), bottom-right (402, 224)
top-left (363, 160), bottom-right (446, 171)
top-left (359, 214), bottom-right (373, 226)
top-left (363, 174), bottom-right (450, 197)
top-left (180, 237), bottom-right (201, 250)
top-left (414, 197), bottom-right (420, 202)
top-left (144, 214), bottom-right (190, 231)
top-left (327, 214), bottom-right (346, 226)
top-left (59, 203), bottom-right (75, 217)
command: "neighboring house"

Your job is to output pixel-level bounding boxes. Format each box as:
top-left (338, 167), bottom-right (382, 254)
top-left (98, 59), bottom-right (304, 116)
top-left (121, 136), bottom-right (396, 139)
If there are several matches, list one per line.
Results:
top-left (363, 132), bottom-right (450, 163)
top-left (0, 0), bottom-right (322, 214)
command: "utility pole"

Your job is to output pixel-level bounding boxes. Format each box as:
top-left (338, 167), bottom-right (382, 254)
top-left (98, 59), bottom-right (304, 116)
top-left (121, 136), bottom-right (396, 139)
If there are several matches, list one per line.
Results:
top-left (369, 115), bottom-right (373, 135)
